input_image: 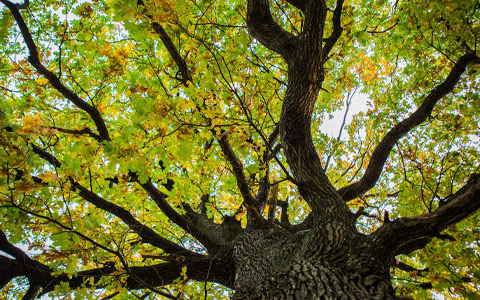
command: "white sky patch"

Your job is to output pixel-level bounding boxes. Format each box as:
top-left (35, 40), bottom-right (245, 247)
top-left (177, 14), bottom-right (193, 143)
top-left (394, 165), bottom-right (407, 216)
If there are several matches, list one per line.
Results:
top-left (319, 92), bottom-right (371, 138)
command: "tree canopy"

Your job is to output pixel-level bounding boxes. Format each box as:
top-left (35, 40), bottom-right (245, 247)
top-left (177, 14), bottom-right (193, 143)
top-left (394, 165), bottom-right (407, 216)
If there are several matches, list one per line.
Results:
top-left (1, 0), bottom-right (480, 299)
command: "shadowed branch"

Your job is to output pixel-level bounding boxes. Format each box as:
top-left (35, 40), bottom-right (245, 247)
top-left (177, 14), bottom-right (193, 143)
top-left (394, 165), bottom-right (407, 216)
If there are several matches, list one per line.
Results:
top-left (246, 0), bottom-right (298, 61)
top-left (284, 0), bottom-right (305, 12)
top-left (338, 51), bottom-right (480, 202)
top-left (151, 23), bottom-right (192, 86)
top-left (322, 0), bottom-right (344, 62)
top-left (135, 177), bottom-right (222, 252)
top-left (1, 0), bottom-right (111, 141)
top-left (30, 144), bottom-right (198, 255)
top-left (0, 230), bottom-right (234, 297)
top-left (373, 173), bottom-right (480, 256)
top-left (137, 0), bottom-right (192, 86)
top-left (216, 130), bottom-right (267, 224)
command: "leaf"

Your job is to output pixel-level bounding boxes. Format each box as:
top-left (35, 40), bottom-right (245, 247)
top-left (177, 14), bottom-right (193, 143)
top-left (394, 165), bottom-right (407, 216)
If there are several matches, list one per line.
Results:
top-left (38, 172), bottom-right (60, 183)
top-left (17, 114), bottom-right (45, 135)
top-left (176, 139), bottom-right (193, 162)
top-left (15, 179), bottom-right (37, 194)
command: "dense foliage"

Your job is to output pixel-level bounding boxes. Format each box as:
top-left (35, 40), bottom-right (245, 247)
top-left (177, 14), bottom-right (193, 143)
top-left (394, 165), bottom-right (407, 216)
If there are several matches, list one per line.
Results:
top-left (1, 0), bottom-right (480, 299)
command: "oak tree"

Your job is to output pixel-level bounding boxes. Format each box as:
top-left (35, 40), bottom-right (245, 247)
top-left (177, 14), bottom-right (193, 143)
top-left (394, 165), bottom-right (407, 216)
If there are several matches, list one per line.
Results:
top-left (1, 0), bottom-right (480, 299)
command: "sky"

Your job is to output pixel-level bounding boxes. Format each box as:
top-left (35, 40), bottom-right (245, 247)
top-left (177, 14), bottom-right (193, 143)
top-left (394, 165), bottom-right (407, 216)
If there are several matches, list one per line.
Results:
top-left (319, 92), bottom-right (370, 138)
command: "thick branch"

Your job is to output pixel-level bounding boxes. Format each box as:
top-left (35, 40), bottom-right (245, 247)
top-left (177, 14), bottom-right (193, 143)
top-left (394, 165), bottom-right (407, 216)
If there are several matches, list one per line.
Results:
top-left (280, 71), bottom-right (343, 214)
top-left (0, 229), bottom-right (53, 291)
top-left (277, 0), bottom-right (349, 215)
top-left (22, 284), bottom-right (41, 300)
top-left (71, 182), bottom-right (197, 255)
top-left (372, 173), bottom-right (480, 256)
top-left (0, 256), bottom-right (21, 289)
top-left (42, 257), bottom-right (234, 294)
top-left (322, 0), bottom-right (344, 62)
top-left (301, 0), bottom-right (327, 70)
top-left (136, 178), bottom-right (221, 252)
top-left (31, 145), bottom-right (197, 256)
top-left (1, 0), bottom-right (110, 141)
top-left (125, 256), bottom-right (234, 290)
top-left (339, 51), bottom-right (480, 202)
top-left (0, 229), bottom-right (234, 295)
top-left (284, 0), bottom-right (305, 12)
top-left (217, 132), bottom-right (256, 207)
top-left (151, 23), bottom-right (192, 86)
top-left (246, 0), bottom-right (298, 61)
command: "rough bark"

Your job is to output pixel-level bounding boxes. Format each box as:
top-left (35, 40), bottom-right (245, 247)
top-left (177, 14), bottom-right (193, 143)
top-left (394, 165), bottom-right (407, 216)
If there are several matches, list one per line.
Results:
top-left (231, 228), bottom-right (394, 299)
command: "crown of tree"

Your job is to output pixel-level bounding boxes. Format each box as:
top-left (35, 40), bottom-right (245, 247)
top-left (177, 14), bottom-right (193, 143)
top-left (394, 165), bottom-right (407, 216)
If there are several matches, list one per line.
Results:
top-left (1, 0), bottom-right (480, 299)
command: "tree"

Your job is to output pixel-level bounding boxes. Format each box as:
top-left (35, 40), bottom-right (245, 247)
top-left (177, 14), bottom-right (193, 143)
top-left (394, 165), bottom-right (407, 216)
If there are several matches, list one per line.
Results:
top-left (0, 0), bottom-right (479, 298)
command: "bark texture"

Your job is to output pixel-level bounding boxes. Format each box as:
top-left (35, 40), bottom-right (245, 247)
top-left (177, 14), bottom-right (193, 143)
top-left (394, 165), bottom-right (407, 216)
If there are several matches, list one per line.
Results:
top-left (231, 228), bottom-right (394, 299)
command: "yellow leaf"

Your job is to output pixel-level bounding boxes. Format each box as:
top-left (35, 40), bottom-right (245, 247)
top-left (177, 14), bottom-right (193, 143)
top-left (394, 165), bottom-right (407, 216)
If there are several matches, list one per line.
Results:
top-left (38, 172), bottom-right (60, 183)
top-left (18, 114), bottom-right (46, 135)
top-left (16, 180), bottom-right (37, 194)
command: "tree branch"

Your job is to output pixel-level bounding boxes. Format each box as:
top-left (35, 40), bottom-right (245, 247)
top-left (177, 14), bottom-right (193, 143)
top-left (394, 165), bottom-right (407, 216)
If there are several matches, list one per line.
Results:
top-left (217, 132), bottom-right (256, 207)
top-left (52, 126), bottom-right (102, 142)
top-left (21, 284), bottom-right (41, 300)
top-left (135, 178), bottom-right (222, 253)
top-left (32, 136), bottom-right (231, 255)
top-left (338, 51), bottom-right (480, 202)
top-left (151, 23), bottom-right (192, 86)
top-left (31, 144), bottom-right (62, 167)
top-left (284, 0), bottom-right (305, 12)
top-left (71, 181), bottom-right (199, 256)
top-left (0, 244), bottom-right (233, 297)
top-left (7, 0), bottom-right (29, 9)
top-left (393, 260), bottom-right (424, 273)
top-left (135, 0), bottom-right (192, 86)
top-left (1, 230), bottom-right (233, 297)
top-left (1, 0), bottom-right (110, 141)
top-left (301, 0), bottom-right (327, 69)
top-left (125, 256), bottom-right (234, 290)
top-left (393, 258), bottom-right (472, 293)
top-left (255, 124), bottom-right (280, 209)
top-left (30, 144), bottom-right (198, 256)
top-left (0, 256), bottom-right (21, 289)
top-left (277, 0), bottom-right (348, 214)
top-left (0, 229), bottom-right (54, 293)
top-left (43, 256), bottom-right (234, 294)
top-left (372, 173), bottom-right (480, 256)
top-left (246, 0), bottom-right (298, 61)
top-left (322, 0), bottom-right (344, 62)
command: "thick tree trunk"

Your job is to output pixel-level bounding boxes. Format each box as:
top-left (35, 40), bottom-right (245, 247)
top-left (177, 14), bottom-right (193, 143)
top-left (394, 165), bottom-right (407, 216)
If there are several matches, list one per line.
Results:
top-left (241, 2), bottom-right (395, 298)
top-left (231, 225), bottom-right (394, 299)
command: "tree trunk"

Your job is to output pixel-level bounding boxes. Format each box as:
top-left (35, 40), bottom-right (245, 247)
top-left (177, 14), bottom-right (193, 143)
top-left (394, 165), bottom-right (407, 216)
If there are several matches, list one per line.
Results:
top-left (240, 2), bottom-right (396, 298)
top-left (232, 225), bottom-right (395, 299)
